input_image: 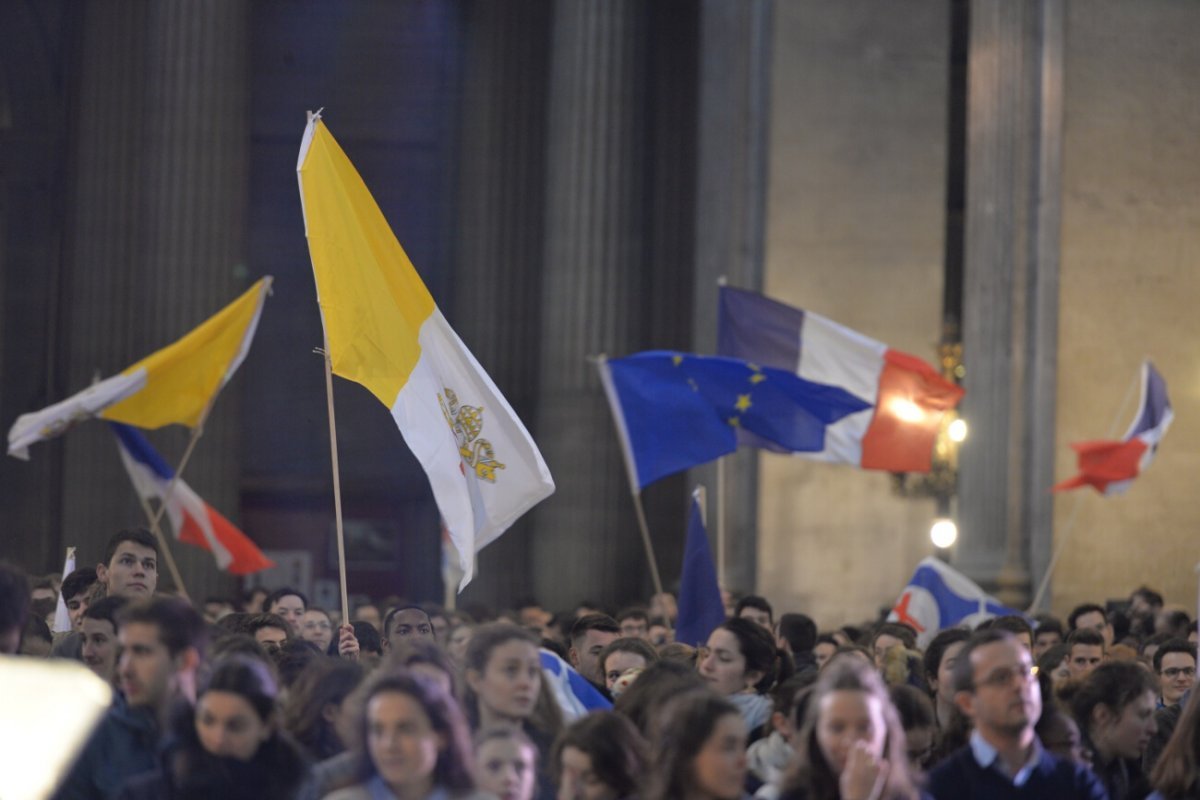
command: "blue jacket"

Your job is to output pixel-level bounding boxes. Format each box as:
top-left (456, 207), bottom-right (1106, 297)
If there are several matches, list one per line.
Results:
top-left (55, 693), bottom-right (160, 800)
top-left (928, 742), bottom-right (1109, 800)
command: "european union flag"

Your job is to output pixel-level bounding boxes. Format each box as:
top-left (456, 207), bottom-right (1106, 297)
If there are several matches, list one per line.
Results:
top-left (597, 351), bottom-right (871, 489)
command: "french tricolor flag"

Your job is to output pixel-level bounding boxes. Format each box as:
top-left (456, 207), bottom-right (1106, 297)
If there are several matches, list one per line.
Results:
top-left (1053, 361), bottom-right (1173, 496)
top-left (110, 422), bottom-right (274, 575)
top-left (717, 286), bottom-right (964, 472)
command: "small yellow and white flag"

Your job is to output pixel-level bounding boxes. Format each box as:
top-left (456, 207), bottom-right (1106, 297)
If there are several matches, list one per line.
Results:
top-left (7, 277), bottom-right (271, 458)
top-left (297, 112), bottom-right (554, 590)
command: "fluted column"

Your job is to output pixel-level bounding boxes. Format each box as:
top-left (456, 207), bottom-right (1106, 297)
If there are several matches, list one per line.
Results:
top-left (531, 1), bottom-right (652, 609)
top-left (690, 0), bottom-right (772, 596)
top-left (956, 0), bottom-right (1062, 606)
top-left (60, 1), bottom-right (249, 597)
top-left (453, 0), bottom-right (553, 605)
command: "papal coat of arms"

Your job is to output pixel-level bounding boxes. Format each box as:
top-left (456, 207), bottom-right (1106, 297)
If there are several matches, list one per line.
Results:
top-left (438, 387), bottom-right (505, 482)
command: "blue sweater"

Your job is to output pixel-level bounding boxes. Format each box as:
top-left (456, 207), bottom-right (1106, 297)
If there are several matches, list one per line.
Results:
top-left (928, 744), bottom-right (1110, 800)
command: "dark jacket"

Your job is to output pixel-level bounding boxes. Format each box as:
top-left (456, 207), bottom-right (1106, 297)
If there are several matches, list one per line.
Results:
top-left (55, 693), bottom-right (160, 800)
top-left (116, 704), bottom-right (309, 800)
top-left (927, 743), bottom-right (1110, 800)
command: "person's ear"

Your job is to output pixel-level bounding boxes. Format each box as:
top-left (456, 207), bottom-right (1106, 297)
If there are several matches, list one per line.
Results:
top-left (771, 710), bottom-right (790, 738)
top-left (322, 702), bottom-right (339, 725)
top-left (465, 667), bottom-right (482, 694)
top-left (744, 669), bottom-right (765, 690)
top-left (953, 689), bottom-right (975, 718)
top-left (95, 563), bottom-right (109, 586)
top-left (568, 647), bottom-right (580, 668)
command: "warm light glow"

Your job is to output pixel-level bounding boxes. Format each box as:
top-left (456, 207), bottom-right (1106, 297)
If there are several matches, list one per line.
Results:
top-left (889, 398), bottom-right (926, 424)
top-left (948, 418), bottom-right (968, 443)
top-left (931, 518), bottom-right (958, 548)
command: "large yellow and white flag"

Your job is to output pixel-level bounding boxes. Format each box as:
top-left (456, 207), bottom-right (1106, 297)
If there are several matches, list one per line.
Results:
top-left (297, 112), bottom-right (554, 590)
top-left (7, 277), bottom-right (272, 459)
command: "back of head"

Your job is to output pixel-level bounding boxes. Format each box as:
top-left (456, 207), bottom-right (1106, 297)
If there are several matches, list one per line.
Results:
top-left (350, 620), bottom-right (382, 655)
top-left (283, 658), bottom-right (365, 757)
top-left (552, 711), bottom-right (648, 799)
top-left (117, 595), bottom-right (207, 657)
top-left (613, 659), bottom-right (705, 737)
top-left (0, 562), bottom-right (31, 653)
top-left (643, 691), bottom-right (740, 800)
top-left (779, 613), bottom-right (818, 655)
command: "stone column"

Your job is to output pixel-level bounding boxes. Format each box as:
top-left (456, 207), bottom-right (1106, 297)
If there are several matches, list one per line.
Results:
top-left (689, 0), bottom-right (773, 595)
top-left (531, 1), bottom-right (653, 609)
top-left (60, 1), bottom-right (249, 597)
top-left (956, 0), bottom-right (1063, 606)
top-left (452, 0), bottom-right (553, 605)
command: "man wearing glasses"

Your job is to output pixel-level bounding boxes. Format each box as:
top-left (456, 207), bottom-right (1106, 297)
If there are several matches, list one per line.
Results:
top-left (928, 629), bottom-right (1107, 799)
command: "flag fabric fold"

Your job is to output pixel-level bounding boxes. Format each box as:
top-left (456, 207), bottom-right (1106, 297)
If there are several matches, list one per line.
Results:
top-left (1053, 361), bottom-right (1172, 496)
top-left (297, 113), bottom-right (554, 590)
top-left (110, 423), bottom-right (274, 575)
top-left (675, 489), bottom-right (727, 647)
top-left (717, 285), bottom-right (964, 473)
top-left (597, 351), bottom-right (871, 490)
top-left (52, 548), bottom-right (77, 633)
top-left (8, 278), bottom-right (271, 458)
top-left (888, 557), bottom-right (1023, 649)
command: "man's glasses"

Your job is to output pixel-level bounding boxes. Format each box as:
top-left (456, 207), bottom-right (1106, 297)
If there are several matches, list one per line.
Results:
top-left (1162, 666), bottom-right (1196, 680)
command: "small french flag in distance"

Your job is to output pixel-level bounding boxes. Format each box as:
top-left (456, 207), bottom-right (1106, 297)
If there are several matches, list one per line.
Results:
top-left (1053, 360), bottom-right (1173, 496)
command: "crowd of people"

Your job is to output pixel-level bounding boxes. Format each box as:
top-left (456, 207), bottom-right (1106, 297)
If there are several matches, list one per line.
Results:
top-left (1, 527), bottom-right (1198, 800)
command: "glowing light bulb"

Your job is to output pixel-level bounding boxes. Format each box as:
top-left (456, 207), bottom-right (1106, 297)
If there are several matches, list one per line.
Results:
top-left (948, 418), bottom-right (968, 443)
top-left (931, 518), bottom-right (958, 549)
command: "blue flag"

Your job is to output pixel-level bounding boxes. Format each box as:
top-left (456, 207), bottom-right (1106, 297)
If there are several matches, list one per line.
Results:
top-left (675, 489), bottom-right (726, 647)
top-left (597, 351), bottom-right (871, 489)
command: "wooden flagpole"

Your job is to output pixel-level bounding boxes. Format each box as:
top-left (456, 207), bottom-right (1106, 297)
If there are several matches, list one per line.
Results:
top-left (1028, 367), bottom-right (1142, 612)
top-left (319, 342), bottom-right (351, 625)
top-left (592, 354), bottom-right (667, 603)
top-left (631, 490), bottom-right (667, 603)
top-left (140, 391), bottom-right (226, 602)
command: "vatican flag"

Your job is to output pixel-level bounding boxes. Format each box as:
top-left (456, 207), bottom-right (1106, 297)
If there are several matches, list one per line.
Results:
top-left (297, 112), bottom-right (554, 589)
top-left (8, 278), bottom-right (271, 459)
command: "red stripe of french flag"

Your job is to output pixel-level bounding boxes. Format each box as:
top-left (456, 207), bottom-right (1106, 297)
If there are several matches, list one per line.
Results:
top-left (796, 312), bottom-right (965, 472)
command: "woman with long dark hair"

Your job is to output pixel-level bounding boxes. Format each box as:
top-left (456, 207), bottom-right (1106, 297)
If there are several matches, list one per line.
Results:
top-left (283, 659), bottom-right (365, 761)
top-left (1150, 686), bottom-right (1200, 799)
top-left (324, 669), bottom-right (489, 800)
top-left (642, 691), bottom-right (750, 800)
top-left (553, 711), bottom-right (649, 800)
top-left (778, 658), bottom-right (921, 800)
